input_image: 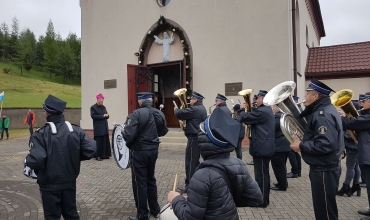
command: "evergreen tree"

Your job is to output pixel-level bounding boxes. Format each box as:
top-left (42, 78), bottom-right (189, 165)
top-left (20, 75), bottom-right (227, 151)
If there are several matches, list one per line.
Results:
top-left (0, 22), bottom-right (10, 61)
top-left (43, 20), bottom-right (57, 78)
top-left (16, 28), bottom-right (36, 72)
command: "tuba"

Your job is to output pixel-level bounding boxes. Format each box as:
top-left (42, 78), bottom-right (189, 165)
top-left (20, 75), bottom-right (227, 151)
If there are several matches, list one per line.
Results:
top-left (330, 89), bottom-right (359, 143)
top-left (173, 88), bottom-right (188, 131)
top-left (238, 89), bottom-right (253, 138)
top-left (263, 81), bottom-right (306, 143)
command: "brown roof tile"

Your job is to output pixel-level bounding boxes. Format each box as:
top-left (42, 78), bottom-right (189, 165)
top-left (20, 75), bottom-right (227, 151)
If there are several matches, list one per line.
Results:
top-left (305, 41), bottom-right (370, 78)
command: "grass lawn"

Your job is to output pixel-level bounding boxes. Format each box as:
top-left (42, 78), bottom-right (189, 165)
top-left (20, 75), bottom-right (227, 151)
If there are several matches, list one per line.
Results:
top-left (7, 129), bottom-right (30, 139)
top-left (0, 62), bottom-right (81, 108)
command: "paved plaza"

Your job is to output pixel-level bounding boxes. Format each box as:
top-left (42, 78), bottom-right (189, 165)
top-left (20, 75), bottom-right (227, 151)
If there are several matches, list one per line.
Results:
top-left (0, 132), bottom-right (368, 220)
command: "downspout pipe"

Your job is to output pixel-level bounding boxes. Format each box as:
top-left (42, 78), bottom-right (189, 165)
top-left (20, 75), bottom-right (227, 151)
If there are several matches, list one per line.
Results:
top-left (291, 0), bottom-right (297, 96)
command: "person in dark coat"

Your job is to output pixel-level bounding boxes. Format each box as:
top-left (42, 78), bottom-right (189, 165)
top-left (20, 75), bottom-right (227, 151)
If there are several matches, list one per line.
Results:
top-left (24, 95), bottom-right (96, 220)
top-left (341, 94), bottom-right (370, 219)
top-left (270, 105), bottom-right (290, 191)
top-left (90, 93), bottom-right (111, 161)
top-left (123, 92), bottom-right (167, 220)
top-left (174, 91), bottom-right (207, 193)
top-left (215, 93), bottom-right (232, 116)
top-left (168, 108), bottom-right (263, 220)
top-left (233, 104), bottom-right (245, 160)
top-left (290, 78), bottom-right (344, 220)
top-left (237, 89), bottom-right (275, 207)
top-left (287, 96), bottom-right (302, 178)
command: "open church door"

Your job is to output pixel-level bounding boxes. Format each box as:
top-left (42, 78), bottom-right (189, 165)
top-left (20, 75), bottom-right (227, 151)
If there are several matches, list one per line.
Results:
top-left (127, 65), bottom-right (154, 114)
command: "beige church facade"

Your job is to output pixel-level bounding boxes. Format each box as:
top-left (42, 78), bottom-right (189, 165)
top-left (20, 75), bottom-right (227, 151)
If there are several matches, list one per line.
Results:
top-left (79, 0), bottom-right (327, 129)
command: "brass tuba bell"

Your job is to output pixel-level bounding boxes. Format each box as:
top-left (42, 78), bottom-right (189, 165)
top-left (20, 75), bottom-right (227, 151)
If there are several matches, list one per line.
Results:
top-left (173, 88), bottom-right (188, 131)
top-left (330, 89), bottom-right (358, 143)
top-left (238, 89), bottom-right (253, 138)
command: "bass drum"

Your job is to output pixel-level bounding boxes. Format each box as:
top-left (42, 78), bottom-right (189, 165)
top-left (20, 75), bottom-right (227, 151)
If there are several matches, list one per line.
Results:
top-left (111, 124), bottom-right (130, 169)
top-left (160, 204), bottom-right (177, 220)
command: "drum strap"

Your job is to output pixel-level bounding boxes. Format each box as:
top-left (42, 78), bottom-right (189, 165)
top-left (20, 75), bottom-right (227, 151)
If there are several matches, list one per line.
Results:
top-left (46, 121), bottom-right (74, 134)
top-left (208, 166), bottom-right (234, 195)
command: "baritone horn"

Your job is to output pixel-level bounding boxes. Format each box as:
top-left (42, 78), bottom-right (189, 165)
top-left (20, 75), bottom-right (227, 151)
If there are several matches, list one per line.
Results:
top-left (173, 88), bottom-right (188, 131)
top-left (330, 89), bottom-right (359, 143)
top-left (238, 89), bottom-right (253, 138)
top-left (263, 81), bottom-right (306, 143)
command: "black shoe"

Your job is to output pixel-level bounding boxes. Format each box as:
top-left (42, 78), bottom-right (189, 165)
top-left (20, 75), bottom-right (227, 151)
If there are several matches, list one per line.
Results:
top-left (359, 209), bottom-right (370, 216)
top-left (177, 186), bottom-right (188, 193)
top-left (298, 171), bottom-right (301, 177)
top-left (247, 161), bottom-right (254, 165)
top-left (96, 157), bottom-right (102, 161)
top-left (271, 186), bottom-right (286, 191)
top-left (360, 217), bottom-right (370, 220)
top-left (127, 216), bottom-right (138, 220)
top-left (287, 172), bottom-right (298, 178)
top-left (360, 183), bottom-right (367, 188)
top-left (151, 213), bottom-right (162, 220)
top-left (336, 183), bottom-right (351, 197)
top-left (351, 183), bottom-right (361, 197)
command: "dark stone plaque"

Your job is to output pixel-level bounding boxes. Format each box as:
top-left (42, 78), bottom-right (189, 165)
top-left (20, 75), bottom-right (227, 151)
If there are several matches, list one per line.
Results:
top-left (225, 82), bottom-right (242, 96)
top-left (104, 79), bottom-right (117, 89)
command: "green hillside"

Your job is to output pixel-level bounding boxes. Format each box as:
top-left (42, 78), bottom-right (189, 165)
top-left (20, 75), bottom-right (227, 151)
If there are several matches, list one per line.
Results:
top-left (0, 62), bottom-right (81, 108)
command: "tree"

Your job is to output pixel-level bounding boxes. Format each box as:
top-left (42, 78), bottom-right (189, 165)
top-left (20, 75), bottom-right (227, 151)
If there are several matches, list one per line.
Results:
top-left (16, 28), bottom-right (36, 73)
top-left (8, 17), bottom-right (20, 61)
top-left (0, 22), bottom-right (10, 61)
top-left (43, 20), bottom-right (57, 78)
top-left (54, 43), bottom-right (76, 83)
top-left (66, 33), bottom-right (81, 78)
top-left (34, 35), bottom-right (44, 70)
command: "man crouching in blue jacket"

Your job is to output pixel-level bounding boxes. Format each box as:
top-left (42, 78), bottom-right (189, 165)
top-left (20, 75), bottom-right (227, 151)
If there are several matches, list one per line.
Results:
top-left (167, 108), bottom-right (263, 220)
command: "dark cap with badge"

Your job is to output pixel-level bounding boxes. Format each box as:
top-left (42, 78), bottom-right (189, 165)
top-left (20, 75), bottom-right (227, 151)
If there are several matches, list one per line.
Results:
top-left (359, 94), bottom-right (365, 102)
top-left (191, 91), bottom-right (205, 101)
top-left (253, 94), bottom-right (258, 101)
top-left (201, 108), bottom-right (240, 147)
top-left (352, 100), bottom-right (360, 110)
top-left (257, 90), bottom-right (268, 97)
top-left (137, 92), bottom-right (153, 100)
top-left (43, 95), bottom-right (66, 115)
top-left (233, 104), bottom-right (241, 111)
top-left (306, 78), bottom-right (335, 95)
top-left (215, 93), bottom-right (227, 101)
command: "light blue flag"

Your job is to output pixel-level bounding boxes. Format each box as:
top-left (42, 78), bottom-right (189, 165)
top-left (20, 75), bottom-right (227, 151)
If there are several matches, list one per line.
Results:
top-left (0, 91), bottom-right (4, 101)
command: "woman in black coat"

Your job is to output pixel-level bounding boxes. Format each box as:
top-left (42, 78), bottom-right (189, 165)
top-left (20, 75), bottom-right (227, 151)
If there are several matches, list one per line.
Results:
top-left (90, 93), bottom-right (111, 161)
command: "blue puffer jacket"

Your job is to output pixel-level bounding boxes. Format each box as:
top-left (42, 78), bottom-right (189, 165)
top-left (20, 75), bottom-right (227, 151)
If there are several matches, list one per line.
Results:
top-left (172, 133), bottom-right (263, 220)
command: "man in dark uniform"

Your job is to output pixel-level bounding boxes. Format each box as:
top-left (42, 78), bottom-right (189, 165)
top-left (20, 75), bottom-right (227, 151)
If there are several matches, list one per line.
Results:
top-left (246, 94), bottom-right (258, 166)
top-left (123, 92), bottom-right (167, 220)
top-left (24, 95), bottom-right (97, 220)
top-left (271, 104), bottom-right (290, 191)
top-left (237, 90), bottom-right (275, 207)
top-left (232, 104), bottom-right (245, 160)
top-left (358, 94), bottom-right (367, 188)
top-left (341, 93), bottom-right (370, 219)
top-left (287, 96), bottom-right (302, 178)
top-left (174, 91), bottom-right (207, 193)
top-left (290, 78), bottom-right (344, 220)
top-left (215, 93), bottom-right (232, 116)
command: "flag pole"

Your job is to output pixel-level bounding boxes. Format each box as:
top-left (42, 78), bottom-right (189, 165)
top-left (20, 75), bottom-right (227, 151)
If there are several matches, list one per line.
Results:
top-left (0, 100), bottom-right (3, 116)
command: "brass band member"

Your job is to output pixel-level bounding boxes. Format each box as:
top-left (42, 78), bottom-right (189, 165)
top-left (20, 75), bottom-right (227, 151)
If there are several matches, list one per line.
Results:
top-left (174, 91), bottom-right (207, 193)
top-left (215, 93), bottom-right (232, 116)
top-left (232, 104), bottom-right (245, 160)
top-left (237, 90), bottom-right (275, 207)
top-left (341, 93), bottom-right (370, 218)
top-left (287, 96), bottom-right (302, 178)
top-left (270, 105), bottom-right (290, 191)
top-left (290, 78), bottom-right (344, 220)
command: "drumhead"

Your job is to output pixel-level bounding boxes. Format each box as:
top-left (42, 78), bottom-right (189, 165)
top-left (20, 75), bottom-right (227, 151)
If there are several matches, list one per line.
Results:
top-left (112, 124), bottom-right (130, 169)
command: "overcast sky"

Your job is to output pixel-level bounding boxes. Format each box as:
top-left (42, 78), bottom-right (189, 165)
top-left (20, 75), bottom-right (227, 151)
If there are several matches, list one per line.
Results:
top-left (0, 0), bottom-right (369, 46)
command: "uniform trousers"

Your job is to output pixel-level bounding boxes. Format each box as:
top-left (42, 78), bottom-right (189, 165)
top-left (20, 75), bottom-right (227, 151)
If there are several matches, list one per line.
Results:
top-left (271, 152), bottom-right (289, 190)
top-left (130, 148), bottom-right (160, 220)
top-left (185, 137), bottom-right (200, 186)
top-left (40, 182), bottom-right (79, 220)
top-left (309, 166), bottom-right (340, 220)
top-left (361, 164), bottom-right (370, 206)
top-left (253, 156), bottom-right (271, 207)
top-left (288, 150), bottom-right (301, 174)
top-left (235, 139), bottom-right (243, 160)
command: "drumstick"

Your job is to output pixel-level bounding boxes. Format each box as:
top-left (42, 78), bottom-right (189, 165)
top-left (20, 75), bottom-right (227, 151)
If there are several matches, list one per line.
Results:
top-left (172, 174), bottom-right (178, 191)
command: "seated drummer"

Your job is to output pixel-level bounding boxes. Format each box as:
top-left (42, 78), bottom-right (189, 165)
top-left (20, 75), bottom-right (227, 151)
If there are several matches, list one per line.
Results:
top-left (167, 108), bottom-right (263, 219)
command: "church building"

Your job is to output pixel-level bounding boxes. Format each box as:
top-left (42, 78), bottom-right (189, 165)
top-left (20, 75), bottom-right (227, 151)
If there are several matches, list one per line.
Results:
top-left (79, 0), bottom-right (328, 129)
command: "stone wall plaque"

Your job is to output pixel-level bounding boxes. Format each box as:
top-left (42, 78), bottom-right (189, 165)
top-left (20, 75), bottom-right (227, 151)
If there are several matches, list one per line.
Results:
top-left (104, 79), bottom-right (117, 89)
top-left (225, 82), bottom-right (242, 96)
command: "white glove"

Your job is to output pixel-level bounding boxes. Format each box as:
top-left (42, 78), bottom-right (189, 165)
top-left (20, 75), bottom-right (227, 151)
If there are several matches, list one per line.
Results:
top-left (24, 158), bottom-right (37, 179)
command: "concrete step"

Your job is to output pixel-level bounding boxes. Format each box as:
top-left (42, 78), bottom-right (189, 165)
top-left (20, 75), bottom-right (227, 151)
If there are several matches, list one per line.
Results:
top-left (160, 136), bottom-right (187, 144)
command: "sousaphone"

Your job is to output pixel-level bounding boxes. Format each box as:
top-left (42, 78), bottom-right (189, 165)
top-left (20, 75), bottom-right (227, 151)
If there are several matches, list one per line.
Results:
top-left (112, 124), bottom-right (130, 169)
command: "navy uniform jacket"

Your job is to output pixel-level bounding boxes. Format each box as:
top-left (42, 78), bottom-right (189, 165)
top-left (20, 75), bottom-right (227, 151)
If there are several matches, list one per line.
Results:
top-left (217, 102), bottom-right (232, 117)
top-left (26, 114), bottom-right (96, 191)
top-left (237, 104), bottom-right (275, 157)
top-left (342, 109), bottom-right (370, 165)
top-left (123, 101), bottom-right (164, 150)
top-left (299, 97), bottom-right (344, 167)
top-left (174, 101), bottom-right (207, 137)
top-left (90, 103), bottom-right (109, 136)
top-left (274, 111), bottom-right (291, 152)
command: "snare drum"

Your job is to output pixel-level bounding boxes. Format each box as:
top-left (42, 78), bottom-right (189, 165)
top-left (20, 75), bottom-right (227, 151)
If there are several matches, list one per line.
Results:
top-left (160, 203), bottom-right (177, 220)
